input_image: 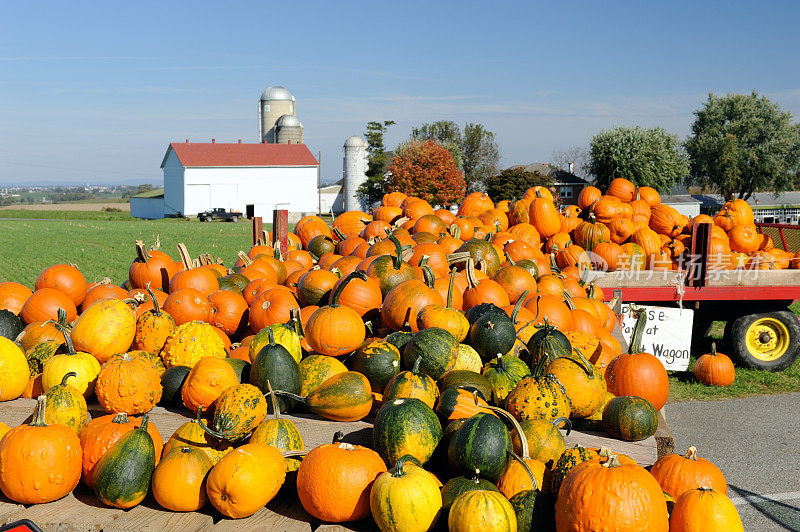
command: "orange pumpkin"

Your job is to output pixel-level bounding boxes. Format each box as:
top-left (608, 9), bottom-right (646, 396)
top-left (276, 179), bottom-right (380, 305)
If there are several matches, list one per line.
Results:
top-left (208, 289), bottom-right (248, 337)
top-left (0, 282), bottom-right (33, 315)
top-left (297, 440), bottom-right (387, 522)
top-left (305, 272), bottom-right (367, 357)
top-left (163, 287), bottom-right (211, 325)
top-left (152, 446), bottom-right (213, 512)
top-left (129, 241), bottom-right (178, 292)
top-left (606, 178), bottom-right (636, 202)
top-left (0, 396), bottom-right (82, 504)
top-left (95, 353), bottom-right (162, 414)
top-left (35, 264), bottom-right (87, 308)
top-left (649, 446), bottom-right (727, 500)
top-left (205, 442), bottom-right (287, 519)
top-left (71, 298), bottom-right (136, 364)
top-left (529, 192), bottom-right (561, 239)
top-left (181, 357), bottom-right (239, 413)
top-left (20, 288), bottom-right (78, 325)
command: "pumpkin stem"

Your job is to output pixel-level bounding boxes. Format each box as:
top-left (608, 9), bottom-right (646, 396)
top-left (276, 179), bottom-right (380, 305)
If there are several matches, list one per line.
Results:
top-left (419, 263), bottom-right (436, 290)
top-left (331, 226), bottom-right (347, 242)
top-left (417, 255), bottom-right (430, 268)
top-left (139, 414), bottom-right (149, 432)
top-left (684, 446), bottom-right (698, 461)
top-left (549, 253), bottom-right (561, 274)
top-left (486, 405), bottom-right (530, 460)
top-left (411, 356), bottom-right (422, 374)
top-left (332, 431), bottom-right (345, 444)
top-left (510, 290), bottom-right (529, 324)
top-left (267, 327), bottom-right (276, 346)
top-left (272, 390), bottom-right (307, 404)
top-left (236, 250), bottom-right (253, 267)
top-left (566, 348), bottom-right (595, 378)
top-left (506, 449), bottom-right (540, 491)
top-left (504, 252), bottom-right (516, 266)
top-left (57, 307), bottom-right (69, 327)
top-left (58, 371), bottom-right (78, 388)
top-left (135, 240), bottom-right (150, 263)
top-left (177, 243), bottom-right (195, 270)
top-left (562, 290), bottom-right (576, 310)
top-left (53, 319), bottom-right (77, 356)
top-left (628, 306), bottom-right (647, 355)
top-left (445, 268), bottom-right (457, 310)
top-left (330, 271), bottom-right (367, 308)
top-left (197, 414), bottom-right (227, 441)
top-left (266, 380), bottom-right (281, 420)
top-left (391, 457), bottom-right (408, 478)
top-left (469, 469), bottom-right (482, 483)
top-left (710, 342), bottom-right (717, 356)
top-left (601, 452), bottom-right (622, 468)
top-left (551, 416), bottom-right (572, 436)
top-left (145, 284), bottom-right (162, 316)
top-left (449, 224), bottom-right (461, 240)
top-left (465, 258), bottom-right (479, 289)
top-left (289, 308), bottom-right (304, 339)
top-left (579, 265), bottom-right (591, 286)
top-left (388, 235), bottom-right (404, 270)
top-left (30, 395), bottom-right (48, 427)
top-left (112, 412), bottom-right (130, 424)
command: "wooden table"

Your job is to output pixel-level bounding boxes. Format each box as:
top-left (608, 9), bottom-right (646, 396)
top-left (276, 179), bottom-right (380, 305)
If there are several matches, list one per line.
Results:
top-left (0, 398), bottom-right (671, 532)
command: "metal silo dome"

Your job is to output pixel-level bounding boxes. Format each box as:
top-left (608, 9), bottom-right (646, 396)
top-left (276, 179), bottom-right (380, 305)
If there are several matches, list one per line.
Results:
top-left (344, 136), bottom-right (368, 148)
top-left (260, 86), bottom-right (295, 102)
top-left (276, 114), bottom-right (303, 128)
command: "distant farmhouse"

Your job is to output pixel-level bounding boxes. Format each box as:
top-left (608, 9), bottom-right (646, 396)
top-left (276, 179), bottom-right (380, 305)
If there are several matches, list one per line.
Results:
top-left (508, 163), bottom-right (590, 205)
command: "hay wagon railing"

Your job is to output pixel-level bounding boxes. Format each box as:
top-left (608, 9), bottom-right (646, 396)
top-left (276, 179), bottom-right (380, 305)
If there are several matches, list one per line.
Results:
top-left (756, 223), bottom-right (800, 253)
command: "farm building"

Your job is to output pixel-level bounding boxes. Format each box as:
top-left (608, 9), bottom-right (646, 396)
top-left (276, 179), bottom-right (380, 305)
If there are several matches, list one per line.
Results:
top-left (508, 163), bottom-right (590, 205)
top-left (159, 141), bottom-right (319, 220)
top-left (130, 188), bottom-right (165, 219)
top-left (694, 191), bottom-right (800, 224)
top-left (318, 179), bottom-right (344, 214)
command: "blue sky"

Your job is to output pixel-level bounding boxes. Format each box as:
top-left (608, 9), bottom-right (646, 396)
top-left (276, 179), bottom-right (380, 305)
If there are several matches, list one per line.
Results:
top-left (1, 1), bottom-right (799, 185)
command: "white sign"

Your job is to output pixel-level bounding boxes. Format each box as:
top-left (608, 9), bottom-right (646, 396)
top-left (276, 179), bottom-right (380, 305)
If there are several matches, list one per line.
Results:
top-left (619, 304), bottom-right (694, 371)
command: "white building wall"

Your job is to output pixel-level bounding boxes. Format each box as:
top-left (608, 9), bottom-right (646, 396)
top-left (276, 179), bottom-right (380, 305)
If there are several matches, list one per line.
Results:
top-left (663, 202), bottom-right (700, 218)
top-left (319, 188), bottom-right (344, 214)
top-left (181, 166), bottom-right (319, 217)
top-left (162, 151), bottom-right (185, 216)
top-left (130, 197), bottom-right (165, 219)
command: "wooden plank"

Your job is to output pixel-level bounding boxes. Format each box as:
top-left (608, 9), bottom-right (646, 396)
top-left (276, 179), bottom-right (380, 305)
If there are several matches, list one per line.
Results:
top-left (0, 497), bottom-right (23, 525)
top-left (252, 216), bottom-right (264, 246)
top-left (212, 497), bottom-right (312, 532)
top-left (103, 496), bottom-right (214, 532)
top-left (273, 209), bottom-right (289, 255)
top-left (11, 486), bottom-right (123, 532)
top-left (315, 521), bottom-right (374, 532)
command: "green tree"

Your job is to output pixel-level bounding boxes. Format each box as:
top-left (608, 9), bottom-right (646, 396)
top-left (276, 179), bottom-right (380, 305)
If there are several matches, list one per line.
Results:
top-left (411, 121), bottom-right (500, 192)
top-left (356, 120), bottom-right (396, 206)
top-left (588, 126), bottom-right (689, 192)
top-left (685, 91), bottom-right (800, 199)
top-left (462, 123), bottom-right (500, 192)
top-left (484, 167), bottom-right (552, 203)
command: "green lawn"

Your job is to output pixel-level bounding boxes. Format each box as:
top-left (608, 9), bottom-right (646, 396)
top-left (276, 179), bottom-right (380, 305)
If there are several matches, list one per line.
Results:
top-left (0, 218), bottom-right (267, 287)
top-left (0, 209), bottom-right (134, 221)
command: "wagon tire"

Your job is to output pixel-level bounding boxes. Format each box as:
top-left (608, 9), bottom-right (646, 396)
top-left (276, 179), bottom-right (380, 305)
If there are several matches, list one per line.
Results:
top-left (726, 310), bottom-right (800, 371)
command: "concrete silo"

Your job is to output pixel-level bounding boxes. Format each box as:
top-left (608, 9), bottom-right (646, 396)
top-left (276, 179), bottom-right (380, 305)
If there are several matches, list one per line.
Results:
top-left (343, 136), bottom-right (369, 212)
top-left (275, 114), bottom-right (304, 144)
top-left (259, 86), bottom-right (296, 143)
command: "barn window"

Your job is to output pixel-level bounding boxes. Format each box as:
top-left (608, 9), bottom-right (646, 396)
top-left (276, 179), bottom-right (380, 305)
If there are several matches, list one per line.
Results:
top-left (559, 187), bottom-right (573, 199)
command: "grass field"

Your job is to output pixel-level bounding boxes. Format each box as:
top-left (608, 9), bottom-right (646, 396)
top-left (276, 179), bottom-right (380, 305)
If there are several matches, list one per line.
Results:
top-left (0, 209), bottom-right (134, 221)
top-left (0, 218), bottom-right (266, 286)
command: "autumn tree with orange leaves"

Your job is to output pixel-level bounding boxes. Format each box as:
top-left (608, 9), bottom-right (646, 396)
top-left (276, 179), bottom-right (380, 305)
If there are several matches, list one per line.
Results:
top-left (387, 140), bottom-right (467, 206)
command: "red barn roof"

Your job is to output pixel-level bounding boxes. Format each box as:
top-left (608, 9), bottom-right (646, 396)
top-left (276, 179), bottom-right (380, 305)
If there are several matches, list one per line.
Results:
top-left (161, 142), bottom-right (318, 168)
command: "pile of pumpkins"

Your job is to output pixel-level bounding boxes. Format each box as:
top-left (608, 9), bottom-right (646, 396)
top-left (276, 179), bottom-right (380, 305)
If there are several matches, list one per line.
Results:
top-left (0, 180), bottom-right (747, 530)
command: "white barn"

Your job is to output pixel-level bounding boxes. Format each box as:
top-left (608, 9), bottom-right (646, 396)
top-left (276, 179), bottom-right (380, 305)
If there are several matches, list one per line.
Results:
top-left (160, 141), bottom-right (319, 219)
top-left (130, 188), bottom-right (165, 219)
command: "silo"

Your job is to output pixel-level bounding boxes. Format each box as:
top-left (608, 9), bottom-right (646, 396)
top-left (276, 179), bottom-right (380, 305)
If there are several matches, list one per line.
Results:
top-left (275, 115), bottom-right (304, 144)
top-left (259, 86), bottom-right (296, 143)
top-left (343, 136), bottom-right (369, 212)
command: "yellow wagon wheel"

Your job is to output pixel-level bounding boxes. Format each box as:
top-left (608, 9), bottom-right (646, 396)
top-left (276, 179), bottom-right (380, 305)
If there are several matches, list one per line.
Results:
top-left (727, 310), bottom-right (800, 371)
top-left (744, 317), bottom-right (790, 362)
